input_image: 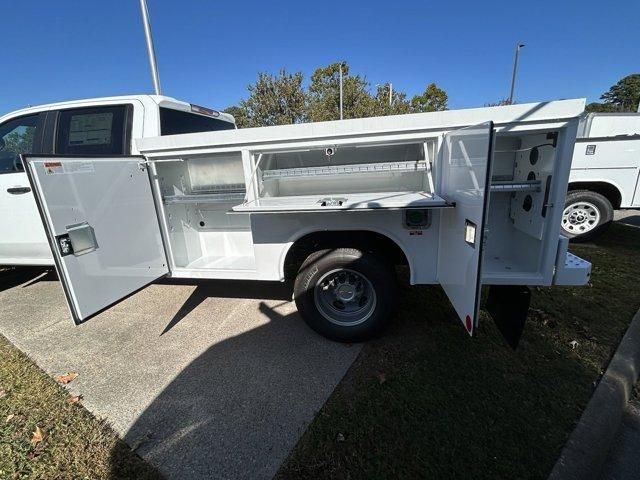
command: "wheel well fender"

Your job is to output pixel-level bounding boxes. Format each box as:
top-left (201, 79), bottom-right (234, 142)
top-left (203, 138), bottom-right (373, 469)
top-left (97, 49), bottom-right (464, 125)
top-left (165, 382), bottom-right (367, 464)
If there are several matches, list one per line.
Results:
top-left (281, 229), bottom-right (410, 280)
top-left (567, 181), bottom-right (622, 209)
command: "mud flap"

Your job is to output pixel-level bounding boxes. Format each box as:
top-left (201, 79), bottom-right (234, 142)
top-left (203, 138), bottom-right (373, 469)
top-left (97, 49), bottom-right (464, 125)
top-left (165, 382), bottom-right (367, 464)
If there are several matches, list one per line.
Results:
top-left (486, 285), bottom-right (531, 349)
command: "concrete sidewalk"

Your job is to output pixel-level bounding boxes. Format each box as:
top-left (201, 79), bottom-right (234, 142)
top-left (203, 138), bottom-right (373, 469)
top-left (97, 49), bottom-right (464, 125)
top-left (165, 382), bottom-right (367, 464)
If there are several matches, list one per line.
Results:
top-left (0, 268), bottom-right (361, 479)
top-left (600, 393), bottom-right (640, 480)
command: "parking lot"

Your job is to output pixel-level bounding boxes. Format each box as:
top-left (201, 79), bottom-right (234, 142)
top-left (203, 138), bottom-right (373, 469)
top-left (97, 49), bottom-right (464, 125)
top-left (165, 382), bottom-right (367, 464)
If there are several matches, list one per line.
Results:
top-left (0, 270), bottom-right (361, 479)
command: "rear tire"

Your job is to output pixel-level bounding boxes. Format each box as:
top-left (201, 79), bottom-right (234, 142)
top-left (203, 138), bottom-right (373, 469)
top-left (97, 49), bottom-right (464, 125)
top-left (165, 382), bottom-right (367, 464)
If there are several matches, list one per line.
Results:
top-left (294, 248), bottom-right (398, 342)
top-left (562, 190), bottom-right (613, 242)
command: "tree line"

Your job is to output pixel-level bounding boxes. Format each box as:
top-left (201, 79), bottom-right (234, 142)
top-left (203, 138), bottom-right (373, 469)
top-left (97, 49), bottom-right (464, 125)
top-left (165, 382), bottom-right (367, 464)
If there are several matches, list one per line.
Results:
top-left (224, 65), bottom-right (640, 127)
top-left (224, 62), bottom-right (448, 128)
top-left (585, 74), bottom-right (640, 113)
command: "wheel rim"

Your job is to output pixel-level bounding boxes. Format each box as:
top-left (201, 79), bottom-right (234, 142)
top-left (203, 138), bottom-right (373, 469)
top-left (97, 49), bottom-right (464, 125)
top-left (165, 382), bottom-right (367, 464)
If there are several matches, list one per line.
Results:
top-left (314, 268), bottom-right (377, 327)
top-left (561, 201), bottom-right (601, 234)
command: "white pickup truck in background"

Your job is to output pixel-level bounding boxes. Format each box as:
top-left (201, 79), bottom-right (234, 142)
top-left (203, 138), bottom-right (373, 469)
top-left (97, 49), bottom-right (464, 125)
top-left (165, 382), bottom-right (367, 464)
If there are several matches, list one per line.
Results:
top-left (564, 112), bottom-right (640, 240)
top-left (0, 95), bottom-right (235, 265)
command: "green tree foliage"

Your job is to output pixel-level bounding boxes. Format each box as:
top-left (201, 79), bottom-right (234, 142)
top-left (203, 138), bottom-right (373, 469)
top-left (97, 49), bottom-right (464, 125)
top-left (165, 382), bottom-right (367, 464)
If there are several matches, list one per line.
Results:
top-left (223, 105), bottom-right (250, 129)
top-left (600, 74), bottom-right (640, 112)
top-left (585, 74), bottom-right (640, 113)
top-left (584, 102), bottom-right (619, 113)
top-left (307, 62), bottom-right (376, 122)
top-left (371, 84), bottom-right (411, 116)
top-left (225, 69), bottom-right (307, 128)
top-left (410, 83), bottom-right (448, 112)
top-left (226, 62), bottom-right (449, 127)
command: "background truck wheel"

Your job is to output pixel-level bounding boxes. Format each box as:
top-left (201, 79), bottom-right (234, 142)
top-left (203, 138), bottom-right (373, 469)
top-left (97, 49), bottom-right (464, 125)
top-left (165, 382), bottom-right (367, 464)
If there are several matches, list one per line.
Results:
top-left (561, 190), bottom-right (613, 242)
top-left (294, 248), bottom-right (398, 342)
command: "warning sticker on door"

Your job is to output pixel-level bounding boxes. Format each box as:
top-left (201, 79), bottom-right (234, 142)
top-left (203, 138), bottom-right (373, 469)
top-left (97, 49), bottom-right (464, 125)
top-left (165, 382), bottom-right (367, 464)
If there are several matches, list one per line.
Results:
top-left (44, 161), bottom-right (94, 175)
top-left (44, 162), bottom-right (63, 175)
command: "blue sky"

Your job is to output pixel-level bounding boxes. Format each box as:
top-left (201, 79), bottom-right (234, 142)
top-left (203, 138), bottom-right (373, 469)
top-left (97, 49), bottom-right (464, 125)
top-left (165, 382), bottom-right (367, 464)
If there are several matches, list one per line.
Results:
top-left (2, 0), bottom-right (638, 115)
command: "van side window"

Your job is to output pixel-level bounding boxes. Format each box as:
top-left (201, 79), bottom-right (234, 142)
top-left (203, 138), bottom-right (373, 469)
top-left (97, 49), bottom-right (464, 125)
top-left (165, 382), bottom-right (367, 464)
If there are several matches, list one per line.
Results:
top-left (55, 106), bottom-right (129, 155)
top-left (0, 114), bottom-right (39, 174)
top-left (160, 107), bottom-right (236, 135)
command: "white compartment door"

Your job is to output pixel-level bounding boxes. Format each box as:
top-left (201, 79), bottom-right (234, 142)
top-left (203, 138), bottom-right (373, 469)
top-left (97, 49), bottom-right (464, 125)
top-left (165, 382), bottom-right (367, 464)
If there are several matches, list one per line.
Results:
top-left (437, 122), bottom-right (494, 336)
top-left (24, 155), bottom-right (169, 324)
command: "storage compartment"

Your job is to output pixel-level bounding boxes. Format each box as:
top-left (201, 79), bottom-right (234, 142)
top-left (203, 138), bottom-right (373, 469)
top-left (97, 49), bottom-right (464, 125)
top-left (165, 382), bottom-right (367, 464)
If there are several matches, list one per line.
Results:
top-left (149, 124), bottom-right (567, 283)
top-left (234, 139), bottom-right (448, 211)
top-left (483, 131), bottom-right (559, 283)
top-left (155, 153), bottom-right (255, 273)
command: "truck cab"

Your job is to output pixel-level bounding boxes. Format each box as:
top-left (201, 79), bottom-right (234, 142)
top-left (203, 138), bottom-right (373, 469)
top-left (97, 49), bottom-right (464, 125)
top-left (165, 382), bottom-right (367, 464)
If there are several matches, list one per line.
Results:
top-left (0, 95), bottom-right (235, 265)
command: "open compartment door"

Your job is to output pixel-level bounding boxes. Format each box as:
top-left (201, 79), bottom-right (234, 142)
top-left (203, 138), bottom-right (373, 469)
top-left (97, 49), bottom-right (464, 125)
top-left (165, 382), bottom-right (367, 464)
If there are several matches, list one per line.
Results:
top-left (437, 122), bottom-right (494, 335)
top-left (23, 155), bottom-right (169, 324)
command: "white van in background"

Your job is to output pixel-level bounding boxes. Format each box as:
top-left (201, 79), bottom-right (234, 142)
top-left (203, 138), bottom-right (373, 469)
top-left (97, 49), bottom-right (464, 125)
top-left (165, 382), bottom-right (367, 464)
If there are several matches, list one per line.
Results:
top-left (564, 113), bottom-right (640, 240)
top-left (0, 95), bottom-right (235, 265)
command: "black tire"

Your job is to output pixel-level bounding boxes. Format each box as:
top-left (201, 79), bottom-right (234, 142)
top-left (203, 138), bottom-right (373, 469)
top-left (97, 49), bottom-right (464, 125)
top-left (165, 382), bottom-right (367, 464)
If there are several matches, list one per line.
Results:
top-left (562, 190), bottom-right (614, 242)
top-left (294, 248), bottom-right (398, 342)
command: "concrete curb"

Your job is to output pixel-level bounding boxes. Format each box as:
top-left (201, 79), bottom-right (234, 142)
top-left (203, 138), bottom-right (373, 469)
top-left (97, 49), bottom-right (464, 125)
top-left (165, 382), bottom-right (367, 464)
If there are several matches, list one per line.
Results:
top-left (548, 309), bottom-right (640, 480)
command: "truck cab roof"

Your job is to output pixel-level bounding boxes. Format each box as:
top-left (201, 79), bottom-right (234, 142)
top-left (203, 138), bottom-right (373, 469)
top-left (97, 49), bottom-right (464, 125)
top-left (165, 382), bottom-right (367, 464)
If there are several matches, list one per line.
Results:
top-left (0, 94), bottom-right (235, 125)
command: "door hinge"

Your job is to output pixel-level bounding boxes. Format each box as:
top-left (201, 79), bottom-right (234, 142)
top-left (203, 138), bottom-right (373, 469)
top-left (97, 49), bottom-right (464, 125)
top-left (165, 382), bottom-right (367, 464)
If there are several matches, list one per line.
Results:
top-left (138, 158), bottom-right (184, 171)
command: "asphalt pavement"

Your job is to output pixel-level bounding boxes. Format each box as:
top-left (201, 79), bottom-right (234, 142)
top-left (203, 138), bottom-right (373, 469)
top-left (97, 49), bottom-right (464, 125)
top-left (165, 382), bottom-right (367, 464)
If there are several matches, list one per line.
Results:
top-left (0, 269), bottom-right (361, 479)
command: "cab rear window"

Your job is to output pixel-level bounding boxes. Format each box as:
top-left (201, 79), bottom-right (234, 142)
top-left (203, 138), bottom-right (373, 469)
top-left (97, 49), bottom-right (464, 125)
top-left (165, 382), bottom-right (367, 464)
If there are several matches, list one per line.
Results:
top-left (160, 107), bottom-right (235, 136)
top-left (55, 106), bottom-right (129, 155)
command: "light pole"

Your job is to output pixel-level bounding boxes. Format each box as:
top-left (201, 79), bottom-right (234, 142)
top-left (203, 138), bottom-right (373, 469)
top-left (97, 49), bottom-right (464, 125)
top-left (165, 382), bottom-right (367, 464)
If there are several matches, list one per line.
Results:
top-left (339, 63), bottom-right (344, 120)
top-left (376, 83), bottom-right (393, 106)
top-left (508, 43), bottom-right (525, 105)
top-left (139, 0), bottom-right (162, 95)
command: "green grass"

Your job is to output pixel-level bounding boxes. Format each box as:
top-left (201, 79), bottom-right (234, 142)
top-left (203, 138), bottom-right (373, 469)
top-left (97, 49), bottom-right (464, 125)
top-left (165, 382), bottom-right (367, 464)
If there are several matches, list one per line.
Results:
top-left (277, 223), bottom-right (640, 480)
top-left (0, 335), bottom-right (163, 480)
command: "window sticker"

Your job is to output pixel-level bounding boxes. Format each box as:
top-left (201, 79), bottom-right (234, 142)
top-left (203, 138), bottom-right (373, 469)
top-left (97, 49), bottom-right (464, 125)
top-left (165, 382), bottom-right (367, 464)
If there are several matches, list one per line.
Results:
top-left (68, 113), bottom-right (113, 146)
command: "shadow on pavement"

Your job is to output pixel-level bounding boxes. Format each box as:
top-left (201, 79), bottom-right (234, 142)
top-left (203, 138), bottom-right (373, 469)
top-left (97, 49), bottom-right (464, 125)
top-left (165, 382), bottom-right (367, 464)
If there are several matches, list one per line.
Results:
top-left (159, 279), bottom-right (293, 335)
top-left (109, 300), bottom-right (350, 480)
top-left (0, 267), bottom-right (56, 293)
top-left (616, 214), bottom-right (640, 228)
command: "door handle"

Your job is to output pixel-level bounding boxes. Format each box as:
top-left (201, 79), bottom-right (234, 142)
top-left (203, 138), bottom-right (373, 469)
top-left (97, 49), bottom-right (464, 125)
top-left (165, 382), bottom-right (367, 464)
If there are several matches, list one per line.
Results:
top-left (7, 187), bottom-right (31, 195)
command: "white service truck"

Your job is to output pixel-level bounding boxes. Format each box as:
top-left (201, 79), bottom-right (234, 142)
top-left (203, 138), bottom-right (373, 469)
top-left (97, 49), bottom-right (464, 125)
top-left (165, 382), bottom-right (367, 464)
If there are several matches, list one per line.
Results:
top-left (563, 113), bottom-right (640, 240)
top-left (0, 95), bottom-right (235, 265)
top-left (23, 99), bottom-right (591, 347)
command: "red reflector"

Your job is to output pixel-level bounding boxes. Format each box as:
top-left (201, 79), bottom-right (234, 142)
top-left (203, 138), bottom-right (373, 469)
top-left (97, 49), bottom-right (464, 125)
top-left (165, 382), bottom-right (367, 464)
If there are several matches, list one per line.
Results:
top-left (190, 104), bottom-right (220, 117)
top-left (465, 315), bottom-right (472, 332)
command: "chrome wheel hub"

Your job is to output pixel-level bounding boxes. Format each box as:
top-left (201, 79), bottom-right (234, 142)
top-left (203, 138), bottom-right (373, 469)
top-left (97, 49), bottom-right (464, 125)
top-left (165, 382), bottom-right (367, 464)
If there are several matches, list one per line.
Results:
top-left (314, 268), bottom-right (377, 326)
top-left (561, 201), bottom-right (600, 234)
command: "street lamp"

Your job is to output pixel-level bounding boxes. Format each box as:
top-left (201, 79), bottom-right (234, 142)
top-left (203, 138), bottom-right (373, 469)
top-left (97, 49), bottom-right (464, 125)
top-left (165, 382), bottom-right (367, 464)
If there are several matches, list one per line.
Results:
top-left (508, 43), bottom-right (525, 105)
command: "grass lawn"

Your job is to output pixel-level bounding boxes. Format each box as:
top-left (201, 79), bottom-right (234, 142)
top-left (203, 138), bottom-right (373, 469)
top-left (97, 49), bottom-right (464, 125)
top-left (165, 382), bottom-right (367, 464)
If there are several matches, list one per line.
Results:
top-left (0, 334), bottom-right (163, 480)
top-left (277, 223), bottom-right (640, 480)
